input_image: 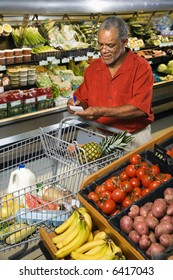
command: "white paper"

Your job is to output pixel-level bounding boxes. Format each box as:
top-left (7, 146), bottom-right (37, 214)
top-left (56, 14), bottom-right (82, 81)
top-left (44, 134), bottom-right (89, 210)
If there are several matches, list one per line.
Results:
top-left (70, 106), bottom-right (84, 112)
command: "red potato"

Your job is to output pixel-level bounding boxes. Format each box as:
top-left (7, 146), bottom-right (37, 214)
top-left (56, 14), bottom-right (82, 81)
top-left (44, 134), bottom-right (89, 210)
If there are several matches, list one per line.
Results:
top-left (120, 215), bottom-right (133, 234)
top-left (159, 233), bottom-right (173, 248)
top-left (166, 202), bottom-right (173, 216)
top-left (134, 215), bottom-right (146, 224)
top-left (139, 235), bottom-right (151, 250)
top-left (160, 215), bottom-right (173, 224)
top-left (145, 215), bottom-right (159, 230)
top-left (164, 188), bottom-right (173, 204)
top-left (128, 205), bottom-right (140, 219)
top-left (148, 231), bottom-right (157, 243)
top-left (155, 221), bottom-right (173, 238)
top-left (167, 255), bottom-right (173, 260)
top-left (139, 202), bottom-right (153, 217)
top-left (146, 242), bottom-right (165, 258)
top-left (151, 199), bottom-right (167, 218)
top-left (133, 221), bottom-right (149, 236)
top-left (128, 230), bottom-right (141, 244)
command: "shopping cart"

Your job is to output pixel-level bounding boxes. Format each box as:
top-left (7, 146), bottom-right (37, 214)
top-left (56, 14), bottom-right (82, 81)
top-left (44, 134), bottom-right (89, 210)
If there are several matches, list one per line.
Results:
top-left (0, 117), bottom-right (124, 258)
top-left (39, 116), bottom-right (124, 173)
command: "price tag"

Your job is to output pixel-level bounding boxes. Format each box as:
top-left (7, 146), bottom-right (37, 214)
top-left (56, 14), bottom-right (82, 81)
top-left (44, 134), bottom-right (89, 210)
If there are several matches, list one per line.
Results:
top-left (154, 144), bottom-right (167, 162)
top-left (47, 56), bottom-right (55, 61)
top-left (0, 65), bottom-right (6, 71)
top-left (52, 59), bottom-right (60, 65)
top-left (93, 53), bottom-right (100, 59)
top-left (87, 52), bottom-right (94, 57)
top-left (39, 60), bottom-right (48, 66)
top-left (61, 57), bottom-right (70, 63)
top-left (134, 47), bottom-right (140, 51)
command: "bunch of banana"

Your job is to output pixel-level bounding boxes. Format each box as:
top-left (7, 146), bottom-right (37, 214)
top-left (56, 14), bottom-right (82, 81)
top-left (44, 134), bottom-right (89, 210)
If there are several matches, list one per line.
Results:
top-left (52, 207), bottom-right (92, 259)
top-left (70, 230), bottom-right (126, 260)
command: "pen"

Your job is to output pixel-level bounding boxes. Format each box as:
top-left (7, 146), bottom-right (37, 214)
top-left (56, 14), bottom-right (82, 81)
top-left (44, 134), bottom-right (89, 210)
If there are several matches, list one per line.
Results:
top-left (73, 95), bottom-right (77, 103)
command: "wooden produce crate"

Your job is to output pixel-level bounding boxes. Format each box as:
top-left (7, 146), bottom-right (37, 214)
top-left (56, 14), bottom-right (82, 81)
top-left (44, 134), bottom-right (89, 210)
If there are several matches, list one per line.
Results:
top-left (39, 228), bottom-right (60, 260)
top-left (78, 128), bottom-right (173, 260)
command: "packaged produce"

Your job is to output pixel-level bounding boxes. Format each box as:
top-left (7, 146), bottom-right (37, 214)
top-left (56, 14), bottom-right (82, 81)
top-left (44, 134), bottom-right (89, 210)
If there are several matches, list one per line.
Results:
top-left (22, 88), bottom-right (37, 113)
top-left (5, 89), bottom-right (23, 117)
top-left (0, 94), bottom-right (7, 119)
top-left (36, 87), bottom-right (53, 110)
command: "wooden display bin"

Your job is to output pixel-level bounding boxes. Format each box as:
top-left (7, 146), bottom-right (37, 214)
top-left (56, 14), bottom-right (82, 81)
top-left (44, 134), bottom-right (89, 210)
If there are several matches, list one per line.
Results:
top-left (78, 128), bottom-right (173, 260)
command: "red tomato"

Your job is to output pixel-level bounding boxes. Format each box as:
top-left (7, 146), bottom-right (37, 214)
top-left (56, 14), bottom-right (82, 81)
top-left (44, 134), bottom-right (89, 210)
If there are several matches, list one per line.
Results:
top-left (129, 177), bottom-right (141, 189)
top-left (136, 167), bottom-right (146, 181)
top-left (131, 193), bottom-right (142, 202)
top-left (111, 188), bottom-right (126, 203)
top-left (119, 170), bottom-right (129, 181)
top-left (120, 180), bottom-right (133, 194)
top-left (142, 174), bottom-right (154, 188)
top-left (148, 165), bottom-right (160, 176)
top-left (121, 196), bottom-right (133, 209)
top-left (104, 177), bottom-right (117, 192)
top-left (149, 179), bottom-right (161, 191)
top-left (157, 173), bottom-right (172, 183)
top-left (87, 192), bottom-right (99, 202)
top-left (94, 185), bottom-right (106, 195)
top-left (99, 190), bottom-right (112, 201)
top-left (132, 187), bottom-right (142, 196)
top-left (129, 153), bottom-right (142, 165)
top-left (97, 200), bottom-right (104, 209)
top-left (125, 164), bottom-right (137, 178)
top-left (101, 199), bottom-right (116, 215)
top-left (140, 161), bottom-right (150, 170)
top-left (141, 187), bottom-right (152, 196)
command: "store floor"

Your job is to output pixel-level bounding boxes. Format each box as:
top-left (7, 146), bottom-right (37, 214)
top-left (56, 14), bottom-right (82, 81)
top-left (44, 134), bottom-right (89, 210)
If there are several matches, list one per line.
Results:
top-left (0, 110), bottom-right (173, 260)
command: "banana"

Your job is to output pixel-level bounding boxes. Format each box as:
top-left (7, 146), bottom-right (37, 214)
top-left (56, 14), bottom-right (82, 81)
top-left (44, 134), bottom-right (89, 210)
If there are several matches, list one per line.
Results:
top-left (85, 244), bottom-right (106, 255)
top-left (71, 243), bottom-right (108, 260)
top-left (52, 211), bottom-right (80, 244)
top-left (54, 220), bottom-right (90, 259)
top-left (75, 239), bottom-right (106, 253)
top-left (56, 219), bottom-right (82, 249)
top-left (98, 242), bottom-right (115, 260)
top-left (81, 212), bottom-right (92, 231)
top-left (110, 240), bottom-right (123, 257)
top-left (86, 231), bottom-right (94, 242)
top-left (93, 230), bottom-right (107, 240)
top-left (78, 207), bottom-right (87, 215)
top-left (54, 210), bottom-right (78, 235)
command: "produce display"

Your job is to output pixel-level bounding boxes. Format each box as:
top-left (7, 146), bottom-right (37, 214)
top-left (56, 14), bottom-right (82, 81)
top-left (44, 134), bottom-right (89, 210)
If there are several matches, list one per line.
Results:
top-left (40, 206), bottom-right (126, 260)
top-left (82, 152), bottom-right (172, 217)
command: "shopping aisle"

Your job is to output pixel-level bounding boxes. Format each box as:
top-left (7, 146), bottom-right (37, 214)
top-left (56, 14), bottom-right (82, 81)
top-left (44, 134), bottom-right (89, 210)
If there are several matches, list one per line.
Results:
top-left (151, 110), bottom-right (173, 138)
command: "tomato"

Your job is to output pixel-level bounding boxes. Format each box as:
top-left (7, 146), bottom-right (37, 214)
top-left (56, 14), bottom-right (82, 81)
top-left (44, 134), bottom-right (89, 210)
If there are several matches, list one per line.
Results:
top-left (111, 188), bottom-right (126, 203)
top-left (99, 190), bottom-right (112, 201)
top-left (97, 200), bottom-right (104, 209)
top-left (94, 185), bottom-right (106, 195)
top-left (101, 199), bottom-right (116, 215)
top-left (129, 177), bottom-right (141, 189)
top-left (156, 173), bottom-right (172, 183)
top-left (104, 177), bottom-right (117, 192)
top-left (120, 180), bottom-right (133, 194)
top-left (119, 170), bottom-right (129, 181)
top-left (141, 187), bottom-right (152, 196)
top-left (142, 174), bottom-right (154, 188)
top-left (125, 164), bottom-right (137, 178)
top-left (131, 193), bottom-right (142, 202)
top-left (129, 153), bottom-right (142, 165)
top-left (121, 196), bottom-right (133, 209)
top-left (132, 187), bottom-right (142, 196)
top-left (87, 191), bottom-right (99, 202)
top-left (149, 179), bottom-right (161, 191)
top-left (148, 165), bottom-right (160, 176)
top-left (136, 167), bottom-right (146, 181)
top-left (140, 161), bottom-right (150, 170)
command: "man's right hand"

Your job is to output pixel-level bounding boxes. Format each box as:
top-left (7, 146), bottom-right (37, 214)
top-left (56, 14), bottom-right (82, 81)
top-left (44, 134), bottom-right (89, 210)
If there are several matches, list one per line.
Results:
top-left (67, 98), bottom-right (81, 114)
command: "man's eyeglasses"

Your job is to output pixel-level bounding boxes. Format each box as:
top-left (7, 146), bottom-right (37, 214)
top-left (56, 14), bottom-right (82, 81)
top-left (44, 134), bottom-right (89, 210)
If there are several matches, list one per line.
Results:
top-left (97, 43), bottom-right (117, 51)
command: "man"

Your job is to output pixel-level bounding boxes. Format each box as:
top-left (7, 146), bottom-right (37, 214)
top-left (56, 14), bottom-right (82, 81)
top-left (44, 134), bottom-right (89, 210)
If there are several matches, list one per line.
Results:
top-left (67, 16), bottom-right (154, 151)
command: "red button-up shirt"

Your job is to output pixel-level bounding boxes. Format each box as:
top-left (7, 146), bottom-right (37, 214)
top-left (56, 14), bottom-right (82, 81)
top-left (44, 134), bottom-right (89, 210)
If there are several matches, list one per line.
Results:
top-left (74, 49), bottom-right (154, 133)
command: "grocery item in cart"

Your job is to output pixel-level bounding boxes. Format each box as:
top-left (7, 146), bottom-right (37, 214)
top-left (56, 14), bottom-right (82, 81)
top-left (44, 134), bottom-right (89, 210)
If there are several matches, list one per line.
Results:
top-left (7, 164), bottom-right (36, 196)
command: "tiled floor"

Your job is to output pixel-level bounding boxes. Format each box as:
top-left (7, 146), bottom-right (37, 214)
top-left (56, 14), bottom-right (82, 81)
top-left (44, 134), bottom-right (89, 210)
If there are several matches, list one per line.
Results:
top-left (0, 111), bottom-right (173, 260)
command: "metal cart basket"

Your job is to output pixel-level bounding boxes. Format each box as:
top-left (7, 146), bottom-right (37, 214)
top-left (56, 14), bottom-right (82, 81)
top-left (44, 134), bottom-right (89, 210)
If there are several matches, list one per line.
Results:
top-left (0, 117), bottom-right (124, 258)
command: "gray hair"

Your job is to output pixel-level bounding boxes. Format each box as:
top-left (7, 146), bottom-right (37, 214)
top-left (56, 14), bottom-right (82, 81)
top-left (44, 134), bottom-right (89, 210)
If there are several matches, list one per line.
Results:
top-left (98, 16), bottom-right (128, 40)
